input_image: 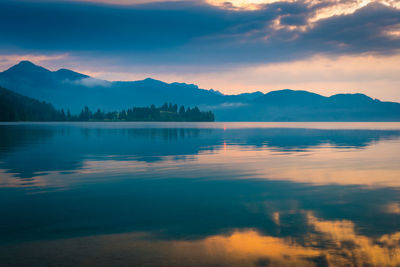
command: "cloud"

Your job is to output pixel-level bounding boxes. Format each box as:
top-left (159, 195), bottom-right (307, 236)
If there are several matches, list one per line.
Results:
top-left (69, 77), bottom-right (111, 87)
top-left (201, 102), bottom-right (249, 110)
top-left (301, 3), bottom-right (400, 55)
top-left (0, 0), bottom-right (399, 66)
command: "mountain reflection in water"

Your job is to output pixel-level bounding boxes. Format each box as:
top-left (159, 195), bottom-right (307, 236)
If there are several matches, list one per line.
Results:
top-left (0, 122), bottom-right (399, 267)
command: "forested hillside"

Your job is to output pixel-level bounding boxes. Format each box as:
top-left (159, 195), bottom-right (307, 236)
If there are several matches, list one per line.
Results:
top-left (0, 86), bottom-right (64, 121)
top-left (0, 86), bottom-right (214, 122)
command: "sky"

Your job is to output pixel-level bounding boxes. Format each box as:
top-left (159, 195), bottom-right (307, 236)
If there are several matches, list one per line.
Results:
top-left (0, 0), bottom-right (399, 100)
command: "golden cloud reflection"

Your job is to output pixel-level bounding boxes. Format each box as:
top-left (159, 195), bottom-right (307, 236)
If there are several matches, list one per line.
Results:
top-left (207, 139), bottom-right (400, 188)
top-left (385, 203), bottom-right (400, 214)
top-left (307, 213), bottom-right (400, 266)
top-left (3, 214), bottom-right (400, 266)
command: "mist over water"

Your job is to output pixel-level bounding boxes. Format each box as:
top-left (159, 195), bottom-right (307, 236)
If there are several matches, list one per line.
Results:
top-left (0, 122), bottom-right (400, 267)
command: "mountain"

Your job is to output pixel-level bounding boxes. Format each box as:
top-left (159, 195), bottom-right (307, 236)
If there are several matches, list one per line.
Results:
top-left (1, 61), bottom-right (400, 121)
top-left (0, 86), bottom-right (63, 121)
top-left (215, 90), bottom-right (400, 121)
top-left (0, 61), bottom-right (248, 113)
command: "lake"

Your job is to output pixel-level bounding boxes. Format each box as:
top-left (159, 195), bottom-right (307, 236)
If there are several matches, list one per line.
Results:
top-left (0, 122), bottom-right (400, 267)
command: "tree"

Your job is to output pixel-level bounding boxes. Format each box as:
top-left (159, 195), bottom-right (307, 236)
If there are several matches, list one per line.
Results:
top-left (179, 105), bottom-right (185, 116)
top-left (93, 109), bottom-right (105, 120)
top-left (60, 109), bottom-right (66, 121)
top-left (66, 109), bottom-right (72, 121)
top-left (79, 106), bottom-right (92, 121)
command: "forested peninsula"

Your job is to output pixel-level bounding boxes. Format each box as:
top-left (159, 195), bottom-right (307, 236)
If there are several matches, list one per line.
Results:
top-left (0, 87), bottom-right (215, 122)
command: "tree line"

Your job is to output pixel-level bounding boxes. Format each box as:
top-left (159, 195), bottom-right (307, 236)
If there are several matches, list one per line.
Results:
top-left (73, 103), bottom-right (214, 122)
top-left (0, 87), bottom-right (214, 122)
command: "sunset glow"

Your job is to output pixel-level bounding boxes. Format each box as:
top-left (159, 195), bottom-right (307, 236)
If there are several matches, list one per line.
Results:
top-left (1, 0), bottom-right (399, 100)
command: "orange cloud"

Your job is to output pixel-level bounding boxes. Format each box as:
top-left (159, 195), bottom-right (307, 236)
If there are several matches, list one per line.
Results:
top-left (5, 217), bottom-right (400, 266)
top-left (307, 213), bottom-right (400, 266)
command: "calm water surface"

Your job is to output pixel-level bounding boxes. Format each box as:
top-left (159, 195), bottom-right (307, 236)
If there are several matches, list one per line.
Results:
top-left (0, 122), bottom-right (400, 267)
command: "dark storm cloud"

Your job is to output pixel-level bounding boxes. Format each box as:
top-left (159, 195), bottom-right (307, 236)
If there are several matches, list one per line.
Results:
top-left (0, 0), bottom-right (399, 65)
top-left (0, 0), bottom-right (274, 50)
top-left (301, 3), bottom-right (400, 55)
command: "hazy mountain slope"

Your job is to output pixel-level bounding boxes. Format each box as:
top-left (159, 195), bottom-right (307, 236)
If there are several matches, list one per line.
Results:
top-left (0, 86), bottom-right (62, 121)
top-left (214, 90), bottom-right (400, 121)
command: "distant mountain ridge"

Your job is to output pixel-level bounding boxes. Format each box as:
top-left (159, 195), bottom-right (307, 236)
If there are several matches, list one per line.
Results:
top-left (1, 61), bottom-right (400, 121)
top-left (218, 90), bottom-right (400, 121)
